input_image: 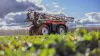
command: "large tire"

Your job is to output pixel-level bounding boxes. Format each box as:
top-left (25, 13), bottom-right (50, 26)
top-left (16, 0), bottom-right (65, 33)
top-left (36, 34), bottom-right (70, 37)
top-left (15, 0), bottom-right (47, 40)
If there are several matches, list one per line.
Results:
top-left (56, 25), bottom-right (68, 34)
top-left (29, 26), bottom-right (39, 35)
top-left (37, 24), bottom-right (50, 35)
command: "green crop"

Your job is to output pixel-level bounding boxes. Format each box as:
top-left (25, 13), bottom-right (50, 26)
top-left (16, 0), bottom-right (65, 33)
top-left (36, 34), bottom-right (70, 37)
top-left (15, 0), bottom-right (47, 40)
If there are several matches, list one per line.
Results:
top-left (0, 28), bottom-right (100, 56)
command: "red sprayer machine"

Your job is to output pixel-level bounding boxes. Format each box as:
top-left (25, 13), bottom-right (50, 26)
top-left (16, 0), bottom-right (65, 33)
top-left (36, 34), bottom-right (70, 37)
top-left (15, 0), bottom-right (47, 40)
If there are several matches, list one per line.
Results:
top-left (25, 9), bottom-right (74, 35)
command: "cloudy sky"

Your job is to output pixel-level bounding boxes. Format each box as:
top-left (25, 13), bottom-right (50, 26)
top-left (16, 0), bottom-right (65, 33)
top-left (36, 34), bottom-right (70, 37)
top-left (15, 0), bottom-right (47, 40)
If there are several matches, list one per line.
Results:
top-left (43, 0), bottom-right (100, 23)
top-left (0, 0), bottom-right (100, 29)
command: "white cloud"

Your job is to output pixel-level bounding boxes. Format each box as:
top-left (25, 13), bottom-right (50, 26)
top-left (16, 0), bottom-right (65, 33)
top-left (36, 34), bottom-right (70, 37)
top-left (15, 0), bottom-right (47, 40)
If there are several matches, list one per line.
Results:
top-left (78, 12), bottom-right (100, 23)
top-left (62, 8), bottom-right (66, 10)
top-left (85, 12), bottom-right (100, 22)
top-left (0, 0), bottom-right (44, 18)
top-left (19, 0), bottom-right (46, 12)
top-left (16, 0), bottom-right (42, 4)
top-left (54, 5), bottom-right (60, 8)
top-left (0, 26), bottom-right (29, 30)
top-left (52, 2), bottom-right (66, 15)
top-left (0, 11), bottom-right (28, 27)
top-left (0, 21), bottom-right (7, 26)
top-left (46, 4), bottom-right (49, 6)
top-left (53, 2), bottom-right (58, 5)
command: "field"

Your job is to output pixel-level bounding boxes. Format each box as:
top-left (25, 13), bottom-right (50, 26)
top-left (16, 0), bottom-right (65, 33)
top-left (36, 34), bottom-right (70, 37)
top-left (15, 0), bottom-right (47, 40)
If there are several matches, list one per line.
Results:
top-left (0, 27), bottom-right (100, 36)
top-left (0, 28), bottom-right (100, 56)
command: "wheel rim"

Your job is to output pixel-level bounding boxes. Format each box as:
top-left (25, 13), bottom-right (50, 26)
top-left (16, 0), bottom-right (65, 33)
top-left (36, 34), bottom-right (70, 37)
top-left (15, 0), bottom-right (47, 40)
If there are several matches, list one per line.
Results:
top-left (59, 28), bottom-right (65, 34)
top-left (42, 27), bottom-right (48, 34)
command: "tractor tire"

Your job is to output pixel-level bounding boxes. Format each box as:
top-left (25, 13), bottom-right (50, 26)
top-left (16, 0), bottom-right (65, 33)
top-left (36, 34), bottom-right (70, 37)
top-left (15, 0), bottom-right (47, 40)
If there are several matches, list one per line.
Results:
top-left (37, 24), bottom-right (50, 35)
top-left (56, 25), bottom-right (68, 34)
top-left (29, 26), bottom-right (39, 35)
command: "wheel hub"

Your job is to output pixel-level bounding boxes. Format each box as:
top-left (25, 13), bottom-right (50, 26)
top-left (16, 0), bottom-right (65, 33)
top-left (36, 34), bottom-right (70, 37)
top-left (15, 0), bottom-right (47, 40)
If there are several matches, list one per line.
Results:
top-left (59, 28), bottom-right (65, 34)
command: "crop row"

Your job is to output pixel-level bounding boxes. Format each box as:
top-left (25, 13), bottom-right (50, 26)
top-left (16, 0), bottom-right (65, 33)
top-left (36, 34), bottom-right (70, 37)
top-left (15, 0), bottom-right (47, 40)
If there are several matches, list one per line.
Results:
top-left (0, 28), bottom-right (100, 56)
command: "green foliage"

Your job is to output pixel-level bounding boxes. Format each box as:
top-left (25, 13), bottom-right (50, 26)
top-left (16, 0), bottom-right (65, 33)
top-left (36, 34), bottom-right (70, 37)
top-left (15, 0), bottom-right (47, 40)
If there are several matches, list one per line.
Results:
top-left (0, 28), bottom-right (100, 56)
top-left (48, 48), bottom-right (56, 56)
top-left (65, 41), bottom-right (77, 53)
top-left (40, 48), bottom-right (48, 56)
top-left (89, 48), bottom-right (100, 56)
top-left (84, 34), bottom-right (92, 41)
top-left (75, 28), bottom-right (87, 37)
top-left (5, 48), bottom-right (12, 56)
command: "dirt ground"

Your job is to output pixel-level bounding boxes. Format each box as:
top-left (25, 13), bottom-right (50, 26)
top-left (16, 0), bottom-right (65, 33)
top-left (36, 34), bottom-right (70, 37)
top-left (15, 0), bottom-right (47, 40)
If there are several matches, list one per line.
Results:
top-left (69, 27), bottom-right (100, 32)
top-left (0, 27), bottom-right (100, 36)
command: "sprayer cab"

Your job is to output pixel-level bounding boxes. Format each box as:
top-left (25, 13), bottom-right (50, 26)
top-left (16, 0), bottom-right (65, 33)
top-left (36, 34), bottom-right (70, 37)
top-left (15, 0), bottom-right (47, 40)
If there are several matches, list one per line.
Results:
top-left (26, 9), bottom-right (74, 35)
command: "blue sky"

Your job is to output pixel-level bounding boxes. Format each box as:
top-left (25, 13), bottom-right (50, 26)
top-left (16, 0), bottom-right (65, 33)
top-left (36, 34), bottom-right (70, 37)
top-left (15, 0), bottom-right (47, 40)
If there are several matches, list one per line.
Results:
top-left (42, 0), bottom-right (100, 19)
